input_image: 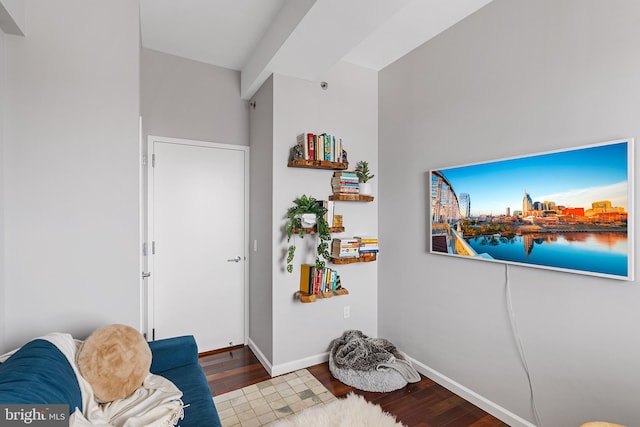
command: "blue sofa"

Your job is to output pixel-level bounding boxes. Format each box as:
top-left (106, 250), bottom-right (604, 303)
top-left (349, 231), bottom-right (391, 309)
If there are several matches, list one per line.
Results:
top-left (0, 335), bottom-right (222, 427)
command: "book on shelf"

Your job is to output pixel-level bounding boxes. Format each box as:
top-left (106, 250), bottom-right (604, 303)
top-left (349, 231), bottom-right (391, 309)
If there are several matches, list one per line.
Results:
top-left (321, 200), bottom-right (335, 227)
top-left (331, 238), bottom-right (360, 258)
top-left (299, 264), bottom-right (314, 294)
top-left (316, 134), bottom-right (324, 161)
top-left (296, 133), bottom-right (306, 148)
top-left (331, 188), bottom-right (359, 195)
top-left (332, 188), bottom-right (359, 193)
top-left (355, 236), bottom-right (379, 243)
top-left (332, 238), bottom-right (359, 245)
top-left (296, 133), bottom-right (309, 160)
top-left (355, 236), bottom-right (379, 253)
top-left (295, 133), bottom-right (345, 162)
top-left (324, 135), bottom-right (332, 161)
top-left (331, 179), bottom-right (358, 186)
top-left (307, 133), bottom-right (314, 160)
top-left (300, 264), bottom-right (341, 294)
top-left (333, 171), bottom-right (358, 179)
top-left (331, 171), bottom-right (360, 194)
top-left (331, 180), bottom-right (359, 185)
top-left (358, 242), bottom-right (379, 248)
top-left (297, 133), bottom-right (312, 160)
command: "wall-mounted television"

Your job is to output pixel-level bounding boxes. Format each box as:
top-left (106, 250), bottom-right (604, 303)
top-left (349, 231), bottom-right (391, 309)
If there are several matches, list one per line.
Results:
top-left (430, 138), bottom-right (633, 280)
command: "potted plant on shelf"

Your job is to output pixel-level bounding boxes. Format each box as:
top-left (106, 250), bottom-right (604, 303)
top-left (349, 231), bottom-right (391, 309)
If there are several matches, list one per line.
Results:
top-left (285, 194), bottom-right (331, 273)
top-left (355, 160), bottom-right (375, 196)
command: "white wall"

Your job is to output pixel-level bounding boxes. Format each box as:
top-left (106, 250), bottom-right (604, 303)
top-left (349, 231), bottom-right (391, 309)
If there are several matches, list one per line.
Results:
top-left (0, 27), bottom-right (5, 351)
top-left (248, 76), bottom-right (274, 363)
top-left (378, 1), bottom-right (640, 426)
top-left (270, 62), bottom-right (378, 373)
top-left (141, 48), bottom-right (249, 146)
top-left (3, 0), bottom-right (140, 351)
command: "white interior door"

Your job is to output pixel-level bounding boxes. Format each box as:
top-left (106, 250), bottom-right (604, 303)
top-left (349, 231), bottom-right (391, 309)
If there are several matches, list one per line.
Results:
top-left (147, 136), bottom-right (248, 352)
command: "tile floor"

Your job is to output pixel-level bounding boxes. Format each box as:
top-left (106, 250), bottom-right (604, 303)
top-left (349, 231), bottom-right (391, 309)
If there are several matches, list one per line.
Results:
top-left (213, 369), bottom-right (337, 427)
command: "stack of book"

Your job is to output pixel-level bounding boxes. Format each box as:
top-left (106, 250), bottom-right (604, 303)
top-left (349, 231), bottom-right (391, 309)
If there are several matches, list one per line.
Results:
top-left (331, 171), bottom-right (359, 195)
top-left (299, 264), bottom-right (341, 295)
top-left (296, 133), bottom-right (344, 163)
top-left (331, 238), bottom-right (360, 258)
top-left (356, 236), bottom-right (379, 259)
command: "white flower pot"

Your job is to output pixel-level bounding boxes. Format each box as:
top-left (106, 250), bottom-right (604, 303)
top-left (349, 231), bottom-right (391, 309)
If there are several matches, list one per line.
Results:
top-left (300, 213), bottom-right (317, 227)
top-left (359, 182), bottom-right (372, 196)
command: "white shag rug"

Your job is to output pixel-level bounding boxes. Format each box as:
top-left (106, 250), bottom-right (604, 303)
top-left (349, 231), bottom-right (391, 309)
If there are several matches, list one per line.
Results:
top-left (271, 392), bottom-right (406, 427)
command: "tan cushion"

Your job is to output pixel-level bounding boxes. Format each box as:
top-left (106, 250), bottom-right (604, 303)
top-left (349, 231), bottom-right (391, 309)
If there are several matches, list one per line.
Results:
top-left (76, 324), bottom-right (151, 403)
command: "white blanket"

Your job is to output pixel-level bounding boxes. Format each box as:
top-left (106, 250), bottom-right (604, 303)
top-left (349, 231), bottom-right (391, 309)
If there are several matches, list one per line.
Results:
top-left (3, 333), bottom-right (184, 427)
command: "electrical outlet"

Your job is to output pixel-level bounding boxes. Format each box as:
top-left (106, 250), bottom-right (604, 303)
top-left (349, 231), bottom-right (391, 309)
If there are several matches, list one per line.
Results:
top-left (343, 306), bottom-right (350, 318)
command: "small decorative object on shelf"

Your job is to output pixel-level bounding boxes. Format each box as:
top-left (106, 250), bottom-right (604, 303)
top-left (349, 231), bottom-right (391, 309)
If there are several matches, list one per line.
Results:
top-left (285, 195), bottom-right (331, 273)
top-left (355, 160), bottom-right (375, 196)
top-left (291, 143), bottom-right (305, 160)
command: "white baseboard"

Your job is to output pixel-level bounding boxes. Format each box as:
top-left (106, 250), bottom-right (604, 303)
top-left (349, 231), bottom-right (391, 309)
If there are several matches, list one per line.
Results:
top-left (245, 341), bottom-right (533, 426)
top-left (247, 338), bottom-right (329, 377)
top-left (407, 356), bottom-right (537, 427)
top-left (271, 352), bottom-right (329, 377)
top-left (247, 337), bottom-right (273, 375)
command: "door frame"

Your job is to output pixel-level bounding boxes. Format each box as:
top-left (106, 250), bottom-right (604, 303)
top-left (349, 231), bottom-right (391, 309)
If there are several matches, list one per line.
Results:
top-left (144, 135), bottom-right (250, 345)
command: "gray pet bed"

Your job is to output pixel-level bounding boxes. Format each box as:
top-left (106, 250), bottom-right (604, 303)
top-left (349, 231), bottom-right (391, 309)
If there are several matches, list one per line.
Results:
top-left (329, 330), bottom-right (420, 393)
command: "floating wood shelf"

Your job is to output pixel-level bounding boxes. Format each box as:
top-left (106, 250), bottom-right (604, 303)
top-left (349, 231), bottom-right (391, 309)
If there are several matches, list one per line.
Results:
top-left (329, 194), bottom-right (374, 202)
top-left (330, 254), bottom-right (377, 264)
top-left (292, 226), bottom-right (345, 234)
top-left (288, 159), bottom-right (348, 170)
top-left (297, 288), bottom-right (349, 303)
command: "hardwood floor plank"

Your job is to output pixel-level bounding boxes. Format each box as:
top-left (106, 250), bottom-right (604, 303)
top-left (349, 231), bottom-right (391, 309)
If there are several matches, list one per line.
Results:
top-left (199, 346), bottom-right (509, 427)
top-left (201, 346), bottom-right (271, 395)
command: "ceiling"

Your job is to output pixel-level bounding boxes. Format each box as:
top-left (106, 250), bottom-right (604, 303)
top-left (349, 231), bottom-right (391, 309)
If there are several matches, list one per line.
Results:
top-left (139, 0), bottom-right (493, 99)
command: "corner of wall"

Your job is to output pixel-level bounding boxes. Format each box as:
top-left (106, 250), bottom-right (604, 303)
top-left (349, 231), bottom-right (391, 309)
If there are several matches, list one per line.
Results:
top-left (0, 0), bottom-right (26, 36)
top-left (248, 75), bottom-right (274, 364)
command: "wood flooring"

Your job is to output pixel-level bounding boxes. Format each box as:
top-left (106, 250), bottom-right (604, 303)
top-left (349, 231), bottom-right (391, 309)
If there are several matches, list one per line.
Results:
top-left (199, 346), bottom-right (509, 427)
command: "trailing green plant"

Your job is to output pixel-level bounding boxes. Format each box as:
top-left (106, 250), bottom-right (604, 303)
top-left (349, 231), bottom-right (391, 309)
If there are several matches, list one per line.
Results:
top-left (355, 160), bottom-right (375, 183)
top-left (285, 194), bottom-right (331, 273)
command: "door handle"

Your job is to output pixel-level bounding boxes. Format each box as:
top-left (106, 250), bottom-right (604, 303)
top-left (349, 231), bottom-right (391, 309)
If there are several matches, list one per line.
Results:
top-left (227, 256), bottom-right (241, 263)
top-left (142, 272), bottom-right (151, 279)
